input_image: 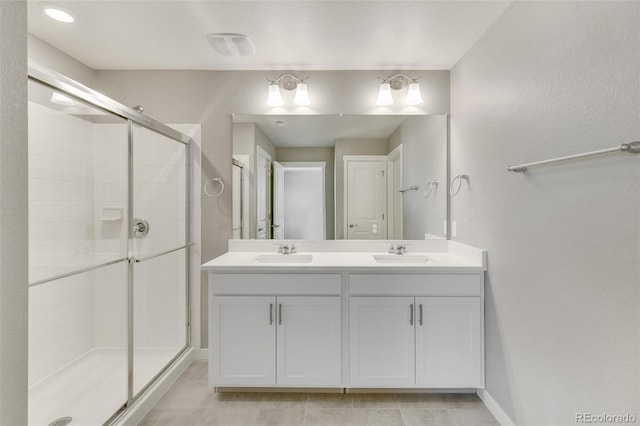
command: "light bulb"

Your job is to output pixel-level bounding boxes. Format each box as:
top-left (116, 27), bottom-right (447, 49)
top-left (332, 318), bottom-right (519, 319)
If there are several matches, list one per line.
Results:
top-left (376, 82), bottom-right (393, 106)
top-left (267, 83), bottom-right (284, 107)
top-left (293, 83), bottom-right (310, 106)
top-left (406, 82), bottom-right (423, 105)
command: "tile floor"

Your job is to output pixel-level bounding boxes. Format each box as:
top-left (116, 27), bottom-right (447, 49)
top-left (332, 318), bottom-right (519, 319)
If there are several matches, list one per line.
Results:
top-left (140, 361), bottom-right (499, 426)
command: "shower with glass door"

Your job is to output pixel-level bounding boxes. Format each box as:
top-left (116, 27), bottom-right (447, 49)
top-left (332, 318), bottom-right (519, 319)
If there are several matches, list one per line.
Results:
top-left (27, 63), bottom-right (191, 426)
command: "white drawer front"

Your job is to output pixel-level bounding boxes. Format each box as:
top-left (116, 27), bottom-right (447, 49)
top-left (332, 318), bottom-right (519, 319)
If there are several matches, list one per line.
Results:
top-left (210, 273), bottom-right (342, 295)
top-left (349, 274), bottom-right (481, 296)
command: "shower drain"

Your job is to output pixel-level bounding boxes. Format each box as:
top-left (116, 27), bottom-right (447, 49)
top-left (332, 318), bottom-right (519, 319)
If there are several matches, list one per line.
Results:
top-left (48, 417), bottom-right (72, 426)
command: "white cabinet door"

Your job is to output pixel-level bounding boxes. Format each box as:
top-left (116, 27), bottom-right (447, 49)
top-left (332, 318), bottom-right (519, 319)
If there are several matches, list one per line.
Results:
top-left (276, 296), bottom-right (342, 386)
top-left (415, 297), bottom-right (482, 388)
top-left (349, 297), bottom-right (415, 386)
top-left (210, 296), bottom-right (276, 385)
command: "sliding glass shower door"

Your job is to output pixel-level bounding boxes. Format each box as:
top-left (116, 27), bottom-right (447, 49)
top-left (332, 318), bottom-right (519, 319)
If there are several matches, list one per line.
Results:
top-left (28, 80), bottom-right (130, 426)
top-left (27, 67), bottom-right (191, 426)
top-left (130, 124), bottom-right (189, 396)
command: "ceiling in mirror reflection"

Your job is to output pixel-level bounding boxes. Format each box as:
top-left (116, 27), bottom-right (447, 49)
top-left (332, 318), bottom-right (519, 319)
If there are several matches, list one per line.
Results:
top-left (233, 114), bottom-right (409, 148)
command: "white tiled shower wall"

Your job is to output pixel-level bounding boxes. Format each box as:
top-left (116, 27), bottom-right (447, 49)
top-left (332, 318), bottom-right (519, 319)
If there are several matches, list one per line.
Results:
top-left (28, 98), bottom-right (199, 388)
top-left (28, 102), bottom-right (126, 386)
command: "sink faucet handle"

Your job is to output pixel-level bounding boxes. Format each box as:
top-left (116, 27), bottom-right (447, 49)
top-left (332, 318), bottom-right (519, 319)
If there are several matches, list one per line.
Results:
top-left (396, 243), bottom-right (410, 254)
top-left (273, 243), bottom-right (285, 254)
top-left (384, 243), bottom-right (396, 254)
top-left (290, 243), bottom-right (298, 253)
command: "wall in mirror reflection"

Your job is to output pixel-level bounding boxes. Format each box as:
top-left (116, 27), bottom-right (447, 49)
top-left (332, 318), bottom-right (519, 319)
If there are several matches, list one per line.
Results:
top-left (231, 114), bottom-right (448, 241)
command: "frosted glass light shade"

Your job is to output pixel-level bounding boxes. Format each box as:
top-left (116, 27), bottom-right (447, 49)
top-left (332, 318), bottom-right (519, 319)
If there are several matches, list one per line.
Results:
top-left (293, 83), bottom-right (310, 106)
top-left (267, 83), bottom-right (284, 106)
top-left (406, 82), bottom-right (423, 105)
top-left (376, 82), bottom-right (393, 106)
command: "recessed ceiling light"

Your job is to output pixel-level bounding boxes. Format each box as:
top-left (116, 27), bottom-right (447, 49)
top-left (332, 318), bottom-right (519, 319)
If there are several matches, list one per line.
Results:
top-left (41, 3), bottom-right (75, 23)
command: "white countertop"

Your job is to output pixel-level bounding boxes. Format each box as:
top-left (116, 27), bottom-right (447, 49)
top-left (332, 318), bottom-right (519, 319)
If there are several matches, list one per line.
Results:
top-left (202, 244), bottom-right (486, 273)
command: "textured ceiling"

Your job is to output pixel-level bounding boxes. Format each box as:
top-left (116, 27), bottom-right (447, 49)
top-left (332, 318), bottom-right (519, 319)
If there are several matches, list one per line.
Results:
top-left (28, 1), bottom-right (511, 70)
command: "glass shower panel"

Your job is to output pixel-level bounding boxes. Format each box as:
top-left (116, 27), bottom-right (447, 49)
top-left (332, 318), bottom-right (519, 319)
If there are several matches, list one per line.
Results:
top-left (28, 80), bottom-right (129, 426)
top-left (131, 125), bottom-right (188, 396)
top-left (28, 80), bottom-right (128, 284)
top-left (132, 248), bottom-right (187, 395)
top-left (131, 124), bottom-right (187, 258)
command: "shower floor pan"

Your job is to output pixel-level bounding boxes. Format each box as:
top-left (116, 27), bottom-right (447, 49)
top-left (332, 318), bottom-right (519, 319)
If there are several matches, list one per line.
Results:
top-left (29, 347), bottom-right (181, 426)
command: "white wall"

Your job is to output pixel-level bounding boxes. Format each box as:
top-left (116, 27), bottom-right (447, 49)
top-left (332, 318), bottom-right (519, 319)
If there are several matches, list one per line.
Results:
top-left (28, 34), bottom-right (96, 87)
top-left (450, 2), bottom-right (640, 424)
top-left (0, 1), bottom-right (28, 424)
top-left (388, 116), bottom-right (448, 239)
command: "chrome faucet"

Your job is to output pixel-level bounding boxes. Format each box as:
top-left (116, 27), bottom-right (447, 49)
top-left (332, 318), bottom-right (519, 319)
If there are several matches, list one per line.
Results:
top-left (385, 243), bottom-right (408, 255)
top-left (275, 243), bottom-right (297, 254)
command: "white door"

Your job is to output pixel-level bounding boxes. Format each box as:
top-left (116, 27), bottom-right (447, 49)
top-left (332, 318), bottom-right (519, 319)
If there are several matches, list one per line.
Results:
top-left (210, 296), bottom-right (276, 385)
top-left (349, 297), bottom-right (415, 386)
top-left (345, 159), bottom-right (387, 239)
top-left (415, 297), bottom-right (483, 388)
top-left (276, 296), bottom-right (342, 386)
top-left (272, 161), bottom-right (285, 240)
top-left (256, 147), bottom-right (271, 239)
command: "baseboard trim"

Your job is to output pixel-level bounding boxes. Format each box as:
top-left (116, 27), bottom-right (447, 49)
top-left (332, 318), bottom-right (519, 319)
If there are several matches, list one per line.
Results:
top-left (477, 388), bottom-right (515, 426)
top-left (194, 348), bottom-right (208, 360)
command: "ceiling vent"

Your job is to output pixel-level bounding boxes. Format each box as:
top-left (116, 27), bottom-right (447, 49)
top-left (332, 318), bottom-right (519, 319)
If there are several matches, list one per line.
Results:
top-left (207, 33), bottom-right (256, 57)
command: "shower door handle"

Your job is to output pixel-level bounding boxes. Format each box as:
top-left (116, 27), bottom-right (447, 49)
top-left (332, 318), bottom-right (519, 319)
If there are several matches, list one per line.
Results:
top-left (132, 218), bottom-right (150, 238)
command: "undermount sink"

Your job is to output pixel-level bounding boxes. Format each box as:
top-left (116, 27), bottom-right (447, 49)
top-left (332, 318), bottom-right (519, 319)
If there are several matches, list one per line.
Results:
top-left (373, 254), bottom-right (431, 264)
top-left (255, 254), bottom-right (313, 263)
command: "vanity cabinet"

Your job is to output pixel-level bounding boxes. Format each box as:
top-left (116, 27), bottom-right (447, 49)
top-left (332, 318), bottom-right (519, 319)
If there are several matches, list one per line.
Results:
top-left (349, 274), bottom-right (484, 388)
top-left (209, 274), bottom-right (342, 387)
top-left (207, 268), bottom-right (485, 390)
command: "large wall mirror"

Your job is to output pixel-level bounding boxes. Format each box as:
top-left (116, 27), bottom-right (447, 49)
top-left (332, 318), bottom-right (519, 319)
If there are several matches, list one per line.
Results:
top-left (232, 114), bottom-right (448, 241)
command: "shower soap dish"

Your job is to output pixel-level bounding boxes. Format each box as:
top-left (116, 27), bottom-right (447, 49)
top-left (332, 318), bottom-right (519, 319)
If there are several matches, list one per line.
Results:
top-left (99, 207), bottom-right (123, 221)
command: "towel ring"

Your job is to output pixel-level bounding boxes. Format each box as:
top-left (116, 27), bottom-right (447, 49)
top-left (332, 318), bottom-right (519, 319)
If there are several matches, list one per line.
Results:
top-left (424, 180), bottom-right (439, 197)
top-left (204, 177), bottom-right (224, 197)
top-left (449, 174), bottom-right (469, 196)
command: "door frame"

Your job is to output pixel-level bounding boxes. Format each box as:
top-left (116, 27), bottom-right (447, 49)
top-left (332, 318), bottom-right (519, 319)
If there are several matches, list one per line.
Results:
top-left (386, 145), bottom-right (403, 239)
top-left (256, 146), bottom-right (272, 239)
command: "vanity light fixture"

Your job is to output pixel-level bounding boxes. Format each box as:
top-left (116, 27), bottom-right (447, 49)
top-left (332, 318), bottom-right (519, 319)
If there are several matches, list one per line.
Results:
top-left (267, 75), bottom-right (310, 107)
top-left (376, 74), bottom-right (423, 106)
top-left (41, 3), bottom-right (75, 23)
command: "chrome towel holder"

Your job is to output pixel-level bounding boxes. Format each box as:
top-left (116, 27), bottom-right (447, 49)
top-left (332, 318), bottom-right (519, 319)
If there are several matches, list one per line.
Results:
top-left (450, 174), bottom-right (469, 196)
top-left (398, 185), bottom-right (420, 193)
top-left (507, 141), bottom-right (640, 173)
top-left (424, 180), bottom-right (439, 197)
top-left (204, 177), bottom-right (224, 197)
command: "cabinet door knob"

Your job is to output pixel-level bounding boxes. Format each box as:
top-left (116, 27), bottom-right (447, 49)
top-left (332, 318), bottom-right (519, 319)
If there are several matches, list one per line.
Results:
top-left (410, 304), bottom-right (414, 326)
top-left (348, 224), bottom-right (358, 228)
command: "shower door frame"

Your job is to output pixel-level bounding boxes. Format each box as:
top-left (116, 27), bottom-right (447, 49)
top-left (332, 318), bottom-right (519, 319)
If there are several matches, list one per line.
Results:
top-left (27, 60), bottom-right (193, 423)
